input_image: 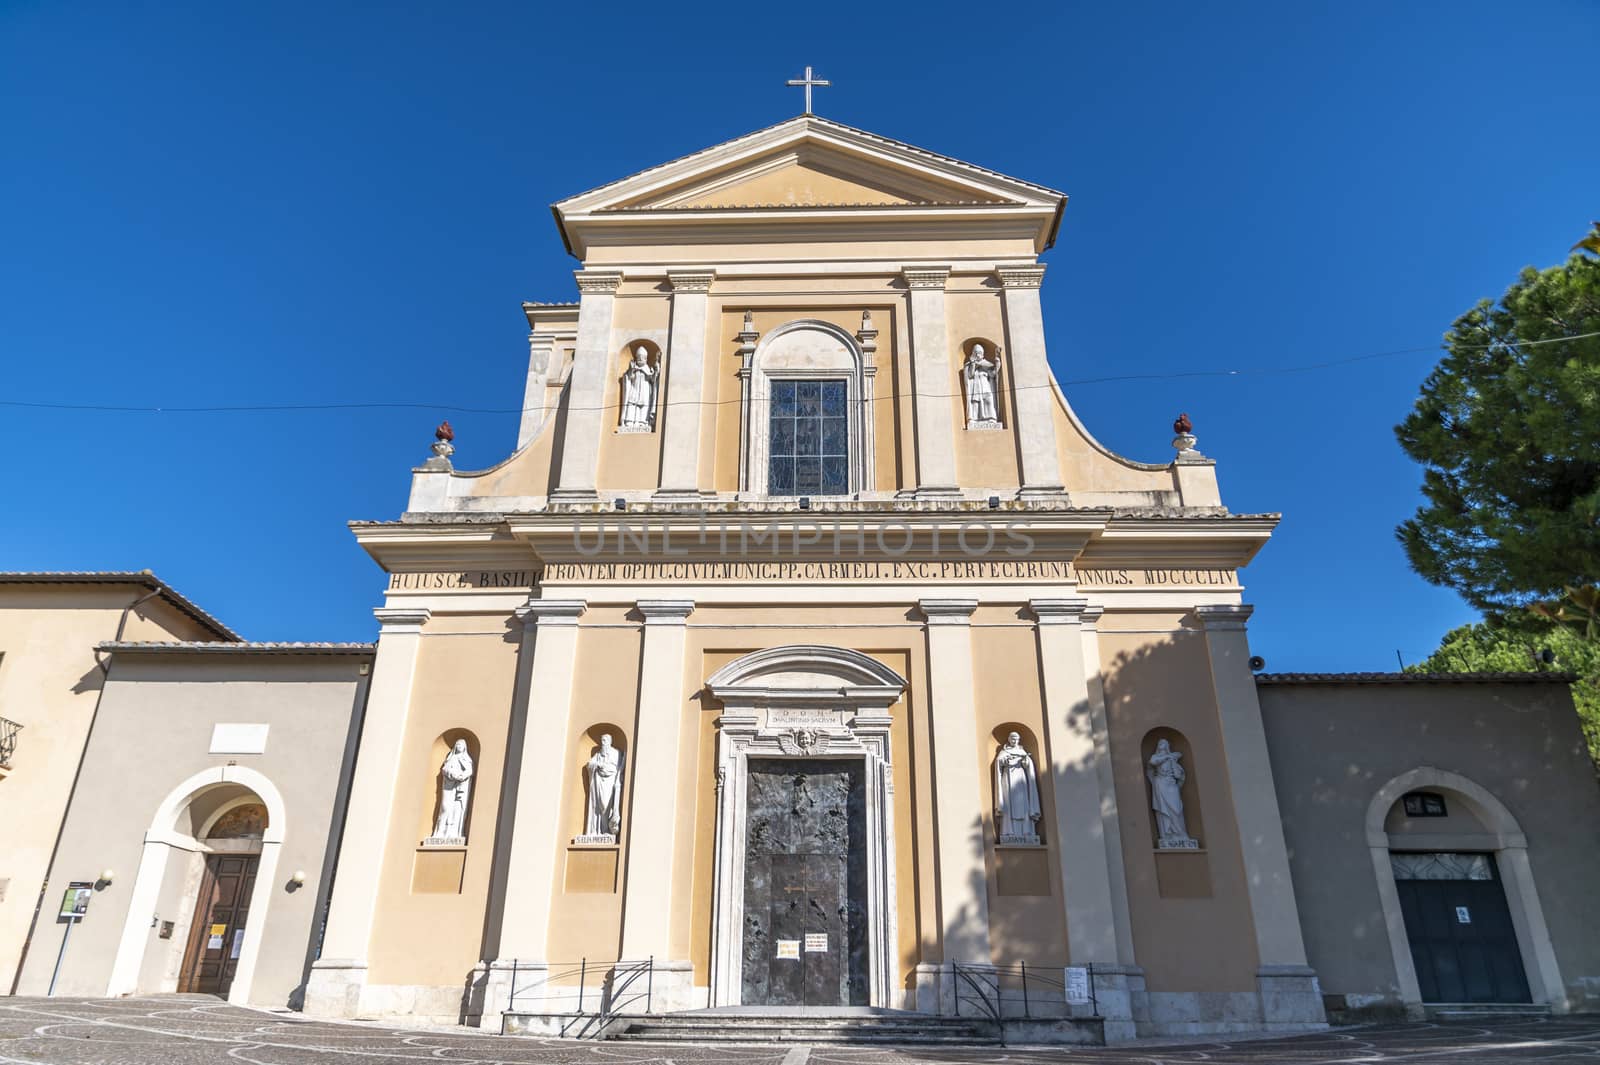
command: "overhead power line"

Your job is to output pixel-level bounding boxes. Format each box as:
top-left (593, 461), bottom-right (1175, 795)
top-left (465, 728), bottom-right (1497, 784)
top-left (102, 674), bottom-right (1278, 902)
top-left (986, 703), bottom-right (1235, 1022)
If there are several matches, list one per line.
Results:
top-left (2, 331), bottom-right (1595, 418)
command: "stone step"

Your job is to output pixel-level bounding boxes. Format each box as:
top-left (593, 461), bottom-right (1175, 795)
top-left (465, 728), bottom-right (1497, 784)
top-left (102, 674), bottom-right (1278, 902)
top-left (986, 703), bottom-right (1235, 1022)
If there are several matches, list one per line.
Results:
top-left (609, 1014), bottom-right (998, 1045)
top-left (1425, 1002), bottom-right (1551, 1020)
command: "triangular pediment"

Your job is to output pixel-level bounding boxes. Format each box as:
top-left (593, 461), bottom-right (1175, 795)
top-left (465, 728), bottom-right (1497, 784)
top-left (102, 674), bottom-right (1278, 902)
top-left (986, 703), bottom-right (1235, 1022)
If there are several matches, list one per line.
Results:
top-left (555, 115), bottom-right (1065, 219)
top-left (606, 144), bottom-right (1015, 211)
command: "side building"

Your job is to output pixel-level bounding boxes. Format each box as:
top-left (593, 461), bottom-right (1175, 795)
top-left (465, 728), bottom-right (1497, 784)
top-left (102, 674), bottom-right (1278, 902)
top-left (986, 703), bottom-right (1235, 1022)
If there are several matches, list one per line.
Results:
top-left (0, 572), bottom-right (239, 993)
top-left (12, 641), bottom-right (372, 1006)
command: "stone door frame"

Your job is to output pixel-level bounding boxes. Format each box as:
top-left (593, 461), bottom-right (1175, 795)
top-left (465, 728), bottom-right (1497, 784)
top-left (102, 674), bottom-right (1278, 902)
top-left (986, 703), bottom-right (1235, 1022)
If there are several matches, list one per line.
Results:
top-left (706, 646), bottom-right (904, 1008)
top-left (1366, 767), bottom-right (1567, 1012)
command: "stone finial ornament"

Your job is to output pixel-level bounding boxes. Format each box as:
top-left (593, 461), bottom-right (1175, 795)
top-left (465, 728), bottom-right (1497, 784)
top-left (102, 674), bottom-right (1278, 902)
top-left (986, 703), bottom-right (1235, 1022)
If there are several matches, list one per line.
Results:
top-left (1171, 412), bottom-right (1199, 458)
top-left (429, 420), bottom-right (456, 464)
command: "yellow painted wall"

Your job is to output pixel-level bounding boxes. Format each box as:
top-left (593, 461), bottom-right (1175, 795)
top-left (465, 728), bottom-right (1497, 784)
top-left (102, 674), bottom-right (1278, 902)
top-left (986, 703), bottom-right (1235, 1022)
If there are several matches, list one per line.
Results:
top-left (1096, 614), bottom-right (1260, 992)
top-left (367, 617), bottom-right (518, 986)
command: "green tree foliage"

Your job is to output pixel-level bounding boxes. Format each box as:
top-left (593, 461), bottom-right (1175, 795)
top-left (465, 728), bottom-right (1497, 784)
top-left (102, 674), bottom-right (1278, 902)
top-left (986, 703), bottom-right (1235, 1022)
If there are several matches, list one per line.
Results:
top-left (1395, 229), bottom-right (1600, 613)
top-left (1407, 615), bottom-right (1600, 765)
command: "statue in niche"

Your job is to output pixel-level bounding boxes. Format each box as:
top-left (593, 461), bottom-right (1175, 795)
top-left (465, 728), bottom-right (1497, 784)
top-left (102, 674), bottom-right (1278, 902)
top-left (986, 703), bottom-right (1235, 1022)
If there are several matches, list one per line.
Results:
top-left (1147, 739), bottom-right (1198, 848)
top-left (428, 738), bottom-right (474, 843)
top-left (994, 732), bottom-right (1042, 845)
top-left (619, 345), bottom-right (658, 430)
top-left (963, 343), bottom-right (1001, 428)
top-left (582, 734), bottom-right (624, 840)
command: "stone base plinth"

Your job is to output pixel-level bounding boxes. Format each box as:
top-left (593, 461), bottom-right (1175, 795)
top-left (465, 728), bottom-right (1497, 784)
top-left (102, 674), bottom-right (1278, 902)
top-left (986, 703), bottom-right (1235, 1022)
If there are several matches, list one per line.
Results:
top-left (1257, 964), bottom-right (1328, 1030)
top-left (303, 958), bottom-right (367, 1019)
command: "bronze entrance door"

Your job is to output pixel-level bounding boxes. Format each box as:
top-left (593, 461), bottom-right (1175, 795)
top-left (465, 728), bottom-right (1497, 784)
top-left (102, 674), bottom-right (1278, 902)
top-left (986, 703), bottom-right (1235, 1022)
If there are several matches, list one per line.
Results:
top-left (179, 854), bottom-right (258, 995)
top-left (742, 758), bottom-right (868, 1006)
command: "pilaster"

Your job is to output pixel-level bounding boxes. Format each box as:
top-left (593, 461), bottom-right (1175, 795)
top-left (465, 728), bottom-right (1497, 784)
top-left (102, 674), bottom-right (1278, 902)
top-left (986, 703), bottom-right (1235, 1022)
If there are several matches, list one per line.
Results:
top-left (550, 270), bottom-right (622, 502)
top-left (655, 272), bottom-right (714, 498)
top-left (919, 598), bottom-right (993, 965)
top-left (304, 606), bottom-right (430, 1018)
top-left (517, 332), bottom-right (560, 450)
top-left (903, 267), bottom-right (959, 497)
top-left (619, 600), bottom-right (695, 965)
top-left (1030, 599), bottom-right (1137, 966)
top-left (1194, 603), bottom-right (1325, 1029)
top-left (480, 599), bottom-right (587, 1026)
top-left (995, 263), bottom-right (1066, 500)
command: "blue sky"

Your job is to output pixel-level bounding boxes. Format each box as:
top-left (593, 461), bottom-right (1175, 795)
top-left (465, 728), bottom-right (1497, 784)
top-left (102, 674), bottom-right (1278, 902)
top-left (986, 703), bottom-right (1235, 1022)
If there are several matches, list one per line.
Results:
top-left (3, 1), bottom-right (1596, 669)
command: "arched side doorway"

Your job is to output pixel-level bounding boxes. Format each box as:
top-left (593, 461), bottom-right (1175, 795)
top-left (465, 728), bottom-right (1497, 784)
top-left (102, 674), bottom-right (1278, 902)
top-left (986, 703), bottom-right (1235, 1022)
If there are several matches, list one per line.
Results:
top-left (1366, 768), bottom-right (1567, 1012)
top-left (107, 765), bottom-right (287, 1005)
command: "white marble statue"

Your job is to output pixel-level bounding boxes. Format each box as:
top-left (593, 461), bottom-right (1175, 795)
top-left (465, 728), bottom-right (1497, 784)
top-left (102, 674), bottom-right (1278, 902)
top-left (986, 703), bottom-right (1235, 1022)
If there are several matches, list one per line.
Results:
top-left (430, 739), bottom-right (474, 842)
top-left (1147, 739), bottom-right (1197, 848)
top-left (963, 343), bottom-right (1000, 428)
top-left (620, 346), bottom-right (658, 430)
top-left (994, 732), bottom-right (1042, 845)
top-left (584, 734), bottom-right (624, 838)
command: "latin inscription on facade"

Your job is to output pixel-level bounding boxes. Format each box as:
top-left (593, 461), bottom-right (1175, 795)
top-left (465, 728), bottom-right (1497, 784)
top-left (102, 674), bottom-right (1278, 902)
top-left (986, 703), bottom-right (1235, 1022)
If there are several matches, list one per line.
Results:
top-left (388, 570), bottom-right (538, 591)
top-left (539, 561), bottom-right (1236, 587)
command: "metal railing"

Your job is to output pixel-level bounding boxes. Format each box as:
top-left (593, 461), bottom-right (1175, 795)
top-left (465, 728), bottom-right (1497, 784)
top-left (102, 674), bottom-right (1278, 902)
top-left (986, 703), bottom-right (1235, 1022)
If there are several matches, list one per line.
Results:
top-left (951, 960), bottom-right (1100, 1046)
top-left (501, 956), bottom-right (656, 1039)
top-left (0, 717), bottom-right (19, 767)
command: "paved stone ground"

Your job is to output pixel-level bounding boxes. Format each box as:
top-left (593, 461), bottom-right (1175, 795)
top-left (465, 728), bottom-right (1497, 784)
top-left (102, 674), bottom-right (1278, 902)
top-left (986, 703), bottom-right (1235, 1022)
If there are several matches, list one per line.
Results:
top-left (2, 997), bottom-right (1599, 1065)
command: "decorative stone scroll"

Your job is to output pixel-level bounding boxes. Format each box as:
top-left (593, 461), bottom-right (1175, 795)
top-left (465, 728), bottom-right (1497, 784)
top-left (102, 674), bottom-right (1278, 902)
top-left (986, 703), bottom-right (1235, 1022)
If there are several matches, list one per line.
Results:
top-left (424, 738), bottom-right (474, 847)
top-left (1147, 738), bottom-right (1198, 849)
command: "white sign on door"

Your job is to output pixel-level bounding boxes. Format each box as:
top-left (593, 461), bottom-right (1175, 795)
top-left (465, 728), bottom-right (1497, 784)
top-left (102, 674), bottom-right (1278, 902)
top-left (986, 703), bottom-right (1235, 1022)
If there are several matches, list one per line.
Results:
top-left (1455, 906), bottom-right (1472, 924)
top-left (775, 940), bottom-right (800, 959)
top-left (804, 933), bottom-right (828, 953)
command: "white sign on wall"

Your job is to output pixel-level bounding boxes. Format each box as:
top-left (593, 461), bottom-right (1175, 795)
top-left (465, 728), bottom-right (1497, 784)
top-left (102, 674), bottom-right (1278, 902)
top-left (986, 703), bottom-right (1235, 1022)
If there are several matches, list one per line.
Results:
top-left (210, 723), bottom-right (269, 755)
top-left (1456, 906), bottom-right (1472, 924)
top-left (1064, 966), bottom-right (1091, 1005)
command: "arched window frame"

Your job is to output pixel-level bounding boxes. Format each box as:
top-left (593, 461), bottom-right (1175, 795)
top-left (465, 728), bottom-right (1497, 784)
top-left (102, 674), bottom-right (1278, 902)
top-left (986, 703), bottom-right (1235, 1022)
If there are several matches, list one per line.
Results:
top-left (739, 319), bottom-right (875, 496)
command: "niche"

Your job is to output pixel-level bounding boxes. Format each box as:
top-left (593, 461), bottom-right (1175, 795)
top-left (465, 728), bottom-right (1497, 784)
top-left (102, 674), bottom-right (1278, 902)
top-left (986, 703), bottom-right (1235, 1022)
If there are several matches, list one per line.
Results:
top-left (571, 723), bottom-right (629, 844)
top-left (960, 337), bottom-right (1004, 430)
top-left (420, 728), bottom-right (481, 846)
top-left (990, 723), bottom-right (1045, 847)
top-left (1140, 727), bottom-right (1202, 850)
top-left (617, 340), bottom-right (663, 432)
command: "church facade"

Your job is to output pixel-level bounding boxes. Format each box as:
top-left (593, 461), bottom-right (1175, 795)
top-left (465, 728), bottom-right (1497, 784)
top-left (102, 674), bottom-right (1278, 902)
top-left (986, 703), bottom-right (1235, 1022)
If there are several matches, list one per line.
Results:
top-left (297, 115), bottom-right (1324, 1036)
top-left (87, 113), bottom-right (1575, 1038)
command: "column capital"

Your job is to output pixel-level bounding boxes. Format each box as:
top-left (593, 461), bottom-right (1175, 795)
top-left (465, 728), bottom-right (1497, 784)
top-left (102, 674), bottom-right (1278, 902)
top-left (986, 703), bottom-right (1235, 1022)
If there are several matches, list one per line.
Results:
top-left (373, 606), bottom-right (430, 634)
top-left (1029, 598), bottom-right (1103, 625)
top-left (995, 262), bottom-right (1047, 289)
top-left (666, 269), bottom-right (716, 293)
top-left (573, 269), bottom-right (623, 295)
top-left (1194, 603), bottom-right (1254, 632)
top-left (637, 599), bottom-right (695, 624)
top-left (515, 598), bottom-right (588, 626)
top-left (918, 598), bottom-right (978, 624)
top-left (901, 265), bottom-right (952, 290)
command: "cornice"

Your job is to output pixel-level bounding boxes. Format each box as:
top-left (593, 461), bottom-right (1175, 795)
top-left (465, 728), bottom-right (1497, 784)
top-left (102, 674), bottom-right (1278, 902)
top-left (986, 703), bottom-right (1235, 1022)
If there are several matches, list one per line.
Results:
top-left (515, 599), bottom-right (587, 626)
top-left (666, 269), bottom-right (716, 293)
top-left (918, 598), bottom-right (978, 623)
top-left (637, 598), bottom-right (696, 623)
top-left (1029, 598), bottom-right (1104, 625)
top-left (373, 606), bottom-right (431, 634)
top-left (1194, 603), bottom-right (1254, 631)
top-left (995, 262), bottom-right (1047, 289)
top-left (901, 265), bottom-right (952, 290)
top-left (573, 269), bottom-right (624, 295)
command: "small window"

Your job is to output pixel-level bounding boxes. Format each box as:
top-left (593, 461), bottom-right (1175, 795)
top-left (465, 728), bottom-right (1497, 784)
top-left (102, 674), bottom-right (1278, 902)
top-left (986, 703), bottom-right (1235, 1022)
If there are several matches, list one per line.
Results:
top-left (1402, 791), bottom-right (1448, 818)
top-left (768, 379), bottom-right (849, 496)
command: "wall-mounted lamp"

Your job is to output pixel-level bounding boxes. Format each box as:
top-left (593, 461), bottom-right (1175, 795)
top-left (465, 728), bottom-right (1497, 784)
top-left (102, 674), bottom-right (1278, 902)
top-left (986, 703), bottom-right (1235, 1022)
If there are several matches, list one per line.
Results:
top-left (291, 870), bottom-right (307, 886)
top-left (97, 869), bottom-right (115, 887)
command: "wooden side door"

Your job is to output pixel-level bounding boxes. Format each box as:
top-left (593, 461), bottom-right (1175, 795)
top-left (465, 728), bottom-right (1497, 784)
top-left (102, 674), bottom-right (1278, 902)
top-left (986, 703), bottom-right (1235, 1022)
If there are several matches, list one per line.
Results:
top-left (178, 855), bottom-right (258, 995)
